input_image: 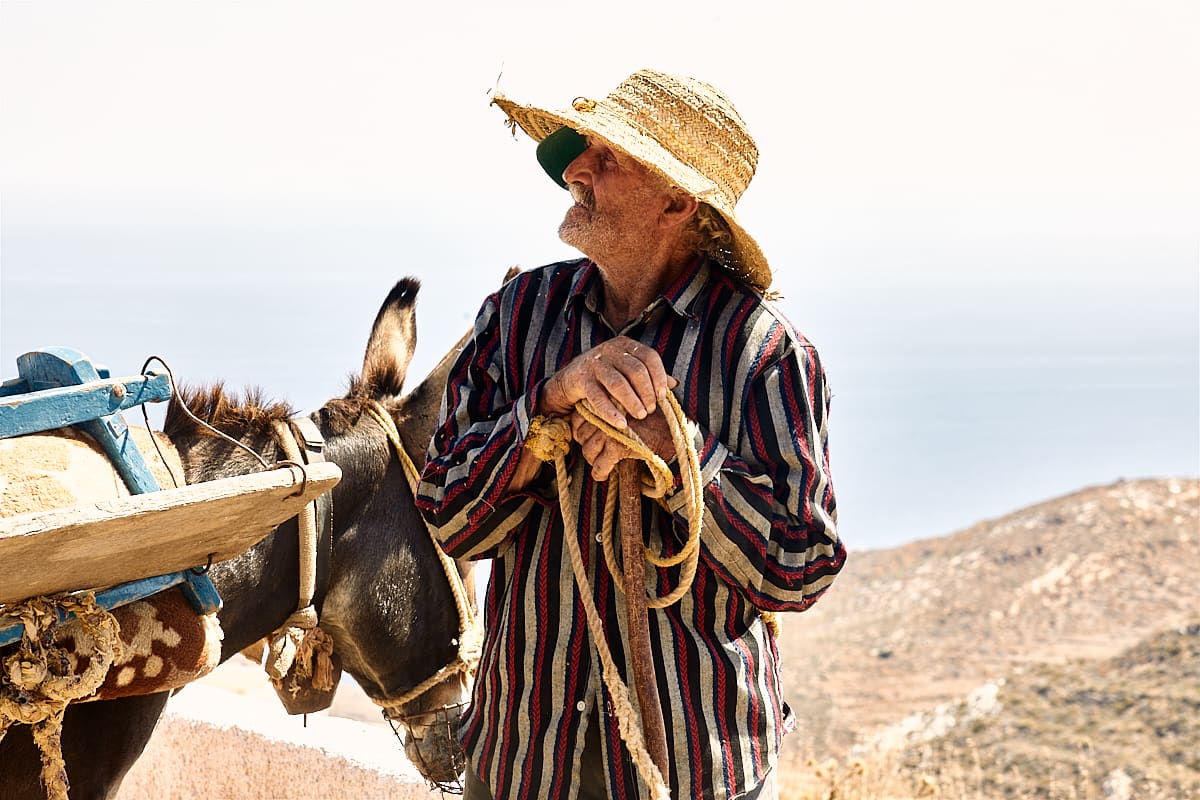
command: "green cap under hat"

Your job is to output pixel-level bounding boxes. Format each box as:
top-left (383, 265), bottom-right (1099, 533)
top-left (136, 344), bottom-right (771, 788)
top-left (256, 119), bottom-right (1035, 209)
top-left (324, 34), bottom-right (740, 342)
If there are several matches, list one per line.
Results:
top-left (535, 126), bottom-right (588, 189)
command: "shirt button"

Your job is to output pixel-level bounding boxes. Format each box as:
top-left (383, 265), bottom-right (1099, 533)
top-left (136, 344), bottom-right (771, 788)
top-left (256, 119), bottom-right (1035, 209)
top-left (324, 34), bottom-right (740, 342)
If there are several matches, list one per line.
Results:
top-left (576, 701), bottom-right (586, 712)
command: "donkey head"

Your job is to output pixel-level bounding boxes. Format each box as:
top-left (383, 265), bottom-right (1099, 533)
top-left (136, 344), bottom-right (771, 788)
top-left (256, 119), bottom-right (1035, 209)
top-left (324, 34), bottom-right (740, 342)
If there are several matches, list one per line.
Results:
top-left (164, 277), bottom-right (474, 786)
top-left (313, 278), bottom-right (473, 785)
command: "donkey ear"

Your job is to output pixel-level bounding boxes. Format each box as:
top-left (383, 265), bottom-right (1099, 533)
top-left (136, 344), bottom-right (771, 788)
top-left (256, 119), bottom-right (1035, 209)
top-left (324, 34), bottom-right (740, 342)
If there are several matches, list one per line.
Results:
top-left (361, 278), bottom-right (419, 399)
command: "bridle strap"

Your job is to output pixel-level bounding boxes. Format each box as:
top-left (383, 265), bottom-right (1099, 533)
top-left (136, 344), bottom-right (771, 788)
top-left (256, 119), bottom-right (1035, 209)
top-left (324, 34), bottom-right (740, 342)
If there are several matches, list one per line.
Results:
top-left (290, 415), bottom-right (334, 605)
top-left (364, 401), bottom-right (481, 712)
top-left (265, 415), bottom-right (334, 682)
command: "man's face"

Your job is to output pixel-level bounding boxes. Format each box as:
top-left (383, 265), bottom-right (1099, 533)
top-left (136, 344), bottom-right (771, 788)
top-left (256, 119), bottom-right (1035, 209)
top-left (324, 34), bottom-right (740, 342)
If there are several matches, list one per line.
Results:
top-left (557, 138), bottom-right (672, 267)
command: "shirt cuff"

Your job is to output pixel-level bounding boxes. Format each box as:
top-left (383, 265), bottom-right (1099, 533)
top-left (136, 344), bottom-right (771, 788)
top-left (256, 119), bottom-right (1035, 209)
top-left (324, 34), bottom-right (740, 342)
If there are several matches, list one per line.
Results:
top-left (663, 425), bottom-right (727, 516)
top-left (513, 381), bottom-right (544, 442)
top-left (508, 380), bottom-right (562, 504)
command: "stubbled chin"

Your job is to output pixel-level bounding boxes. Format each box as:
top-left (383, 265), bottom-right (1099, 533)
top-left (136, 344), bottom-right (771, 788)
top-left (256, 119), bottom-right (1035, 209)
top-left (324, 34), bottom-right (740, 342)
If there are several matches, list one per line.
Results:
top-left (559, 207), bottom-right (590, 245)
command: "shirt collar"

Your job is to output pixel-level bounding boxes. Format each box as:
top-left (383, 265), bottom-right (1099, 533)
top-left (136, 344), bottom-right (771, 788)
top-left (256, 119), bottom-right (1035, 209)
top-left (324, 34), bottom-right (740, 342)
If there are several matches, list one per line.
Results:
top-left (660, 255), bottom-right (711, 319)
top-left (565, 260), bottom-right (602, 320)
top-left (565, 256), bottom-right (711, 324)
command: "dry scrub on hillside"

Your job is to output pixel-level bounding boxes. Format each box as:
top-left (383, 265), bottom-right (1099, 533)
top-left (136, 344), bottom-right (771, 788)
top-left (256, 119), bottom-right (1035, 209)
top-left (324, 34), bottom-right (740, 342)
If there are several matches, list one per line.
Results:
top-left (777, 621), bottom-right (1200, 800)
top-left (117, 716), bottom-right (434, 800)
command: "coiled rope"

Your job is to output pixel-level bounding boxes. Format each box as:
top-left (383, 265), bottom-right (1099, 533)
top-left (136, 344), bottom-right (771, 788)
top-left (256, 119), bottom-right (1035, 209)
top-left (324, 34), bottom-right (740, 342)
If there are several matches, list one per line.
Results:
top-left (0, 593), bottom-right (122, 800)
top-left (524, 392), bottom-right (703, 800)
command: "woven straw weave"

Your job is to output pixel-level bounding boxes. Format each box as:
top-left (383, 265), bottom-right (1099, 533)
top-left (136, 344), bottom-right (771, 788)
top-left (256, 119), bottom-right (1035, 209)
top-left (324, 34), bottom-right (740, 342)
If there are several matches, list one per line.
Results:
top-left (492, 69), bottom-right (772, 292)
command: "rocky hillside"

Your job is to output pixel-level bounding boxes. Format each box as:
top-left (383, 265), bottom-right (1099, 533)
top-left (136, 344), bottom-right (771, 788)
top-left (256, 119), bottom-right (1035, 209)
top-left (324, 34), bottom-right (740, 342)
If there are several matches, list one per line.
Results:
top-left (892, 620), bottom-right (1200, 798)
top-left (108, 478), bottom-right (1199, 799)
top-left (774, 477), bottom-right (1200, 796)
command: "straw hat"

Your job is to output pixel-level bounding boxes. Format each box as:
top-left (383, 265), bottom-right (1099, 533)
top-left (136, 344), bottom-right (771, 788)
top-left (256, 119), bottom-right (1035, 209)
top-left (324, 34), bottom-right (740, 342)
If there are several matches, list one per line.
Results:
top-left (491, 69), bottom-right (772, 292)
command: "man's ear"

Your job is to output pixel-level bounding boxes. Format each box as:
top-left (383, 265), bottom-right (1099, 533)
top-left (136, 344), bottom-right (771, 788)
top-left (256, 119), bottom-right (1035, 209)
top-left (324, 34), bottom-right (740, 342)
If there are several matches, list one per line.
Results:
top-left (660, 191), bottom-right (699, 231)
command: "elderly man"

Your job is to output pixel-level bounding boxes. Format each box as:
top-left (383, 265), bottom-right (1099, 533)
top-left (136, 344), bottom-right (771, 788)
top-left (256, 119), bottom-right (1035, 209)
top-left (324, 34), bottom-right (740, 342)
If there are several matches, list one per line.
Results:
top-left (416, 70), bottom-right (844, 800)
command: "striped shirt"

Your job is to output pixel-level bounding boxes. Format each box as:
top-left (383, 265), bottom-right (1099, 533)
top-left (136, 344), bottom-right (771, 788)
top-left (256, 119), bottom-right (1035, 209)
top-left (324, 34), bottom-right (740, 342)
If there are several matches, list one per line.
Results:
top-left (417, 257), bottom-right (844, 800)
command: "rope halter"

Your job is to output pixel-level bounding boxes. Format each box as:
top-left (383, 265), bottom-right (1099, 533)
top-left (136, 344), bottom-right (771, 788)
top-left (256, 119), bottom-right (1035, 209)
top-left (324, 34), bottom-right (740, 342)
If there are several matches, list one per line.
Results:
top-left (365, 401), bottom-right (481, 793)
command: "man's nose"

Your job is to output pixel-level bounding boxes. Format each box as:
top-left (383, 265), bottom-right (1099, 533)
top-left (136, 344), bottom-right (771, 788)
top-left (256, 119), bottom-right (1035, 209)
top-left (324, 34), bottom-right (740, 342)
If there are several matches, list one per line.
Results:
top-left (561, 147), bottom-right (595, 186)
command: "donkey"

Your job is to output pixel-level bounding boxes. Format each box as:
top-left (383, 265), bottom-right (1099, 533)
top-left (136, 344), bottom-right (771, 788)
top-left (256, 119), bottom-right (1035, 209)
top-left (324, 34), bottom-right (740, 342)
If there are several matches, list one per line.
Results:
top-left (0, 277), bottom-right (477, 799)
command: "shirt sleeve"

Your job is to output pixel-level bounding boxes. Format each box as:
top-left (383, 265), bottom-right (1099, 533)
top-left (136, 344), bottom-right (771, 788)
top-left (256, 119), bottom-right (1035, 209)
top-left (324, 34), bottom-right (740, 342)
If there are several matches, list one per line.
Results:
top-left (663, 340), bottom-right (844, 612)
top-left (415, 292), bottom-right (552, 560)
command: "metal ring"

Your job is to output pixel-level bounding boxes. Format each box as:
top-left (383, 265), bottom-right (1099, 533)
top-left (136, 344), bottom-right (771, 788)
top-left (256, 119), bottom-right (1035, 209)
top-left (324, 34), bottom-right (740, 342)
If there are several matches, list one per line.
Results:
top-left (189, 553), bottom-right (215, 575)
top-left (275, 459), bottom-right (308, 497)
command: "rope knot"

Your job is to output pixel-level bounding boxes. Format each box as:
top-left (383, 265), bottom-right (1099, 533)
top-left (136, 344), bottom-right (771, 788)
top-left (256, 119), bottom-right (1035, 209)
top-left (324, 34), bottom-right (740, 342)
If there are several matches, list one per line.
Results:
top-left (285, 605), bottom-right (319, 630)
top-left (264, 604), bottom-right (320, 685)
top-left (264, 603), bottom-right (322, 681)
top-left (526, 415), bottom-right (572, 462)
top-left (7, 657), bottom-right (50, 690)
top-left (1, 593), bottom-right (122, 799)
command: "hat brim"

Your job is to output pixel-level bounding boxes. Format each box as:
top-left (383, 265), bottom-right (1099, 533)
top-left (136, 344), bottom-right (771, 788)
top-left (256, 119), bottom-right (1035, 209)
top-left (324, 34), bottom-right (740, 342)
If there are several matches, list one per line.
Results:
top-left (493, 92), bottom-right (772, 292)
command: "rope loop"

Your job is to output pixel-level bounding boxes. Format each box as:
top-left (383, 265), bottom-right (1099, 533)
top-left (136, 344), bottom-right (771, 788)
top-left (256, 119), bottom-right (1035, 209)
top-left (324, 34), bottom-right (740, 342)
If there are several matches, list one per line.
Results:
top-left (524, 391), bottom-right (704, 800)
top-left (526, 392), bottom-right (703, 608)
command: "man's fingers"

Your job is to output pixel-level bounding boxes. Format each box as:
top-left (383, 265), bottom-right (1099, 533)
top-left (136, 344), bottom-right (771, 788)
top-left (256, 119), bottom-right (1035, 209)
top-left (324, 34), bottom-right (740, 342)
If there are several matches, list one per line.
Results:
top-left (589, 440), bottom-right (627, 482)
top-left (625, 341), bottom-right (675, 405)
top-left (597, 357), bottom-right (656, 420)
top-left (569, 416), bottom-right (628, 481)
top-left (552, 338), bottom-right (676, 428)
top-left (623, 351), bottom-right (660, 414)
top-left (583, 384), bottom-right (629, 429)
top-left (596, 339), bottom-right (666, 417)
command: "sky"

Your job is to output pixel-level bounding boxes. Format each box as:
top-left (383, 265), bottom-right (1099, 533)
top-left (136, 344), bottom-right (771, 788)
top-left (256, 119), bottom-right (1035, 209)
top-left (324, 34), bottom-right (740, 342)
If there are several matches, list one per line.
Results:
top-left (2, 0), bottom-right (1197, 550)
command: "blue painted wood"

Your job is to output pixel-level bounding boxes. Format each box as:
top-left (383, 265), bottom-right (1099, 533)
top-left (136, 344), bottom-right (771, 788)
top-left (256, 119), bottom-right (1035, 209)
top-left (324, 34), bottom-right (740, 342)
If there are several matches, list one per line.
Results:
top-left (0, 364), bottom-right (108, 398)
top-left (0, 376), bottom-right (31, 398)
top-left (0, 374), bottom-right (172, 440)
top-left (181, 571), bottom-right (223, 615)
top-left (15, 347), bottom-right (96, 392)
top-left (17, 349), bottom-right (163, 495)
top-left (0, 572), bottom-right (188, 647)
top-left (3, 347), bottom-right (223, 617)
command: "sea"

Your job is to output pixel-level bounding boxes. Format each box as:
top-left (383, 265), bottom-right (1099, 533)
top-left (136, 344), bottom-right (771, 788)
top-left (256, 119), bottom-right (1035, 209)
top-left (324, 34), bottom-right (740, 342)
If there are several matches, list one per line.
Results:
top-left (2, 223), bottom-right (1197, 552)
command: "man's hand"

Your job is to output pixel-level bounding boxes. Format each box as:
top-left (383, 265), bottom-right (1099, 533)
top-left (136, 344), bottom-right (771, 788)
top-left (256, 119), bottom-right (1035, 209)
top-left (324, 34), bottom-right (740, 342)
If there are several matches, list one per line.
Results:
top-left (539, 337), bottom-right (675, 428)
top-left (538, 337), bottom-right (678, 481)
top-left (569, 413), bottom-right (676, 481)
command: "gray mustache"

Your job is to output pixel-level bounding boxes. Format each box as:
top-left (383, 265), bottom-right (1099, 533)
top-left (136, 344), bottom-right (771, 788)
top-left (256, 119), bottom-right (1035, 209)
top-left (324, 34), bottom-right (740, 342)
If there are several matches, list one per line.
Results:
top-left (568, 183), bottom-right (595, 210)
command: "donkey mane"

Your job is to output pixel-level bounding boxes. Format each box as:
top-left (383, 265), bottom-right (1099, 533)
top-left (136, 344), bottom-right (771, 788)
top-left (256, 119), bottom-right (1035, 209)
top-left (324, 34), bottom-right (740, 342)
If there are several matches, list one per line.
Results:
top-left (165, 377), bottom-right (407, 442)
top-left (163, 383), bottom-right (294, 440)
top-left (321, 370), bottom-right (405, 435)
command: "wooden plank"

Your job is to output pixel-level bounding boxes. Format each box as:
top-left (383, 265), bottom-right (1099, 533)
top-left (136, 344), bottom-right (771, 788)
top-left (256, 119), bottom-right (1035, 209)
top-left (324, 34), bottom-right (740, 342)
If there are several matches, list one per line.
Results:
top-left (78, 411), bottom-right (163, 495)
top-left (0, 374), bottom-right (172, 440)
top-left (0, 462), bottom-right (340, 604)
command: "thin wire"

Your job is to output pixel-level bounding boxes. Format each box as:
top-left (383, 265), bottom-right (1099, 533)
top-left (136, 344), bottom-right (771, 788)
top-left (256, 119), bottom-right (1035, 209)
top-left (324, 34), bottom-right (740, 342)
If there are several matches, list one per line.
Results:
top-left (138, 396), bottom-right (182, 489)
top-left (139, 354), bottom-right (272, 471)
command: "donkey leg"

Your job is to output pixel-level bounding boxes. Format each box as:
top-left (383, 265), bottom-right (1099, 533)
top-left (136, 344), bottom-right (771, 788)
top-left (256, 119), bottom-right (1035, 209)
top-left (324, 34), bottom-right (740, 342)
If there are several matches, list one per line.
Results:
top-left (63, 691), bottom-right (173, 800)
top-left (0, 691), bottom-right (171, 800)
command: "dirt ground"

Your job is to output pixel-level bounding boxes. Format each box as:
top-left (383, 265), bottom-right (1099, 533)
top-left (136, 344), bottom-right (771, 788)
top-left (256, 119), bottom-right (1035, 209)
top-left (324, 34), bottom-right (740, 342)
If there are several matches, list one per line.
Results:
top-left (117, 656), bottom-right (442, 800)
